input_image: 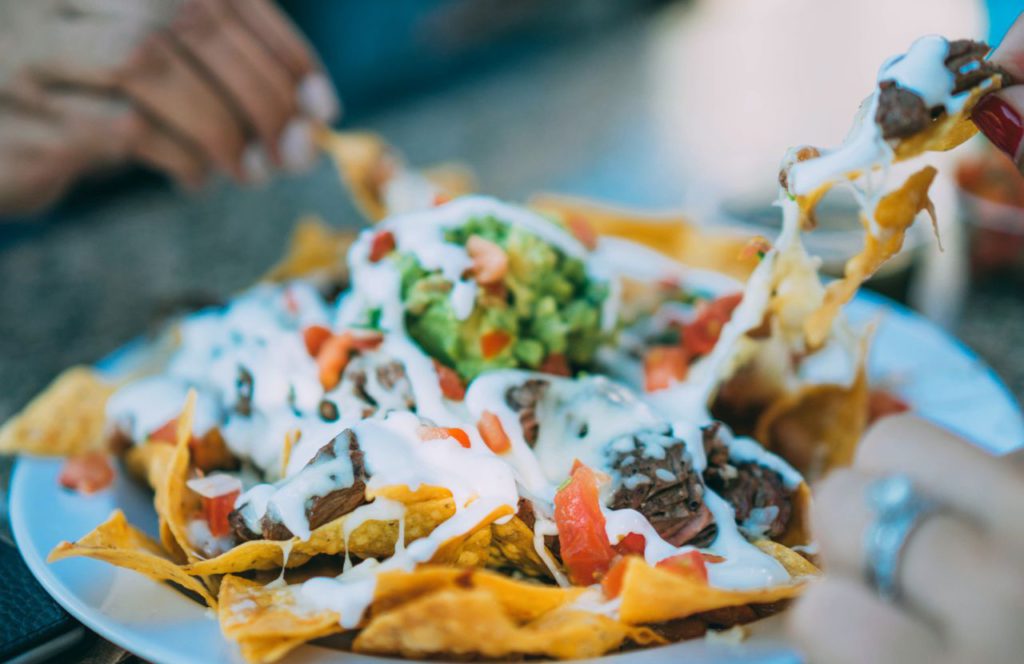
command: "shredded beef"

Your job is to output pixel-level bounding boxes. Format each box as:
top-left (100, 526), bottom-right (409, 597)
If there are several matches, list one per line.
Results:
top-left (374, 360), bottom-right (416, 411)
top-left (607, 429), bottom-right (716, 547)
top-left (504, 379), bottom-right (550, 447)
top-left (230, 429), bottom-right (369, 542)
top-left (701, 423), bottom-right (792, 540)
top-left (876, 39), bottom-right (1009, 140)
top-left (876, 81), bottom-right (931, 140)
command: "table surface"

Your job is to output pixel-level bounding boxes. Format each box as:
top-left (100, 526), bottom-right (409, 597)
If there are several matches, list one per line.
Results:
top-left (1, 6), bottom-right (1022, 663)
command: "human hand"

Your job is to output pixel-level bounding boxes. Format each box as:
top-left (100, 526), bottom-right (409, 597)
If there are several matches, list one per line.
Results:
top-left (788, 414), bottom-right (1024, 663)
top-left (0, 0), bottom-right (340, 215)
top-left (972, 11), bottom-right (1024, 172)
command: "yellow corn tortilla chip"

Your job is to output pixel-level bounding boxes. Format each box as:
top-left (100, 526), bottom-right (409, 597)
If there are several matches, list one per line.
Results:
top-left (489, 515), bottom-right (557, 578)
top-left (354, 586), bottom-right (657, 661)
top-left (779, 481), bottom-right (815, 548)
top-left (804, 166), bottom-right (936, 349)
top-left (893, 77), bottom-right (1004, 160)
top-left (185, 496), bottom-right (457, 575)
top-left (316, 129), bottom-right (396, 221)
top-left (755, 363), bottom-right (869, 480)
top-left (123, 440), bottom-right (175, 487)
top-left (528, 193), bottom-right (758, 281)
top-left (219, 575), bottom-right (343, 663)
top-left (154, 391), bottom-right (202, 563)
top-left (48, 509), bottom-right (216, 608)
top-left (261, 215), bottom-right (357, 283)
top-left (616, 556), bottom-right (808, 625)
top-left (315, 129), bottom-right (476, 222)
top-left (0, 367), bottom-right (114, 456)
top-left (754, 540), bottom-right (819, 577)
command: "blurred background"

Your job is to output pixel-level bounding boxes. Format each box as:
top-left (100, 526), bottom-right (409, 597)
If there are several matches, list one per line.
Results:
top-left (1, 0), bottom-right (1022, 432)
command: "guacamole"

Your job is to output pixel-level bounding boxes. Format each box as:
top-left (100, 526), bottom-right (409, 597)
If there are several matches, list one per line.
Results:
top-left (395, 215), bottom-right (608, 381)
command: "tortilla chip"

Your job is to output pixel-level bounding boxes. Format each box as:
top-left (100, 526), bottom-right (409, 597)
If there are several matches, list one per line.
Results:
top-left (0, 367), bottom-right (114, 456)
top-left (616, 556), bottom-right (807, 625)
top-left (528, 193), bottom-right (758, 281)
top-left (754, 540), bottom-right (819, 577)
top-left (804, 166), bottom-right (936, 349)
top-left (755, 363), bottom-right (869, 479)
top-left (185, 497), bottom-right (457, 575)
top-left (48, 509), bottom-right (216, 607)
top-left (316, 129), bottom-right (396, 221)
top-left (153, 391), bottom-right (202, 563)
top-left (893, 77), bottom-right (1003, 160)
top-left (262, 215), bottom-right (357, 283)
top-left (779, 482), bottom-right (814, 547)
top-left (219, 575), bottom-right (342, 663)
top-left (490, 515), bottom-right (557, 578)
top-left (354, 586), bottom-right (654, 660)
top-left (422, 163), bottom-right (477, 200)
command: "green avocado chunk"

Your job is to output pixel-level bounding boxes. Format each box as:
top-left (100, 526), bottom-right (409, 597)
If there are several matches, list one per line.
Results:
top-left (396, 215), bottom-right (608, 381)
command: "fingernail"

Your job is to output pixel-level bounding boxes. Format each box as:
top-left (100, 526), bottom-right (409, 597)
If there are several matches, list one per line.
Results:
top-left (972, 94), bottom-right (1024, 161)
top-left (279, 118), bottom-right (317, 172)
top-left (241, 142), bottom-right (271, 184)
top-left (297, 72), bottom-right (341, 123)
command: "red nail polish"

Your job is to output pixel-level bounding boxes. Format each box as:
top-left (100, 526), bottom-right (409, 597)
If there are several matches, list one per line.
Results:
top-left (972, 94), bottom-right (1024, 160)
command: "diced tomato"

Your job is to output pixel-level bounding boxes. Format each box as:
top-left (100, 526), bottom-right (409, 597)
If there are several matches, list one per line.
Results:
top-left (554, 462), bottom-right (617, 585)
top-left (303, 325), bottom-right (333, 356)
top-left (58, 452), bottom-right (115, 494)
top-left (477, 411), bottom-right (511, 454)
top-left (466, 235), bottom-right (508, 285)
top-left (656, 550), bottom-right (708, 584)
top-left (187, 474), bottom-right (242, 538)
top-left (538, 352), bottom-right (571, 377)
top-left (480, 330), bottom-right (511, 359)
top-left (418, 426), bottom-right (472, 449)
top-left (433, 192), bottom-right (452, 206)
top-left (433, 360), bottom-right (466, 401)
top-left (868, 389), bottom-right (911, 424)
top-left (317, 334), bottom-right (353, 391)
top-left (347, 328), bottom-right (384, 351)
top-left (203, 491), bottom-right (240, 538)
top-left (601, 556), bottom-right (632, 599)
top-left (566, 214), bottom-right (599, 251)
top-left (682, 293), bottom-right (743, 357)
top-left (643, 345), bottom-right (689, 392)
top-left (149, 418), bottom-right (182, 444)
top-left (614, 532), bottom-right (647, 557)
top-left (369, 230), bottom-right (396, 262)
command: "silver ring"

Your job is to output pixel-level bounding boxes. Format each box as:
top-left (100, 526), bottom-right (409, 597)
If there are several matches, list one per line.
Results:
top-left (863, 474), bottom-right (940, 602)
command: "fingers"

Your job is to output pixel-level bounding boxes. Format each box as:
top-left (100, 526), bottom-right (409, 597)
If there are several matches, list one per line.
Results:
top-left (971, 86), bottom-right (1024, 171)
top-left (226, 0), bottom-right (314, 79)
top-left (814, 468), bottom-right (1024, 655)
top-left (225, 0), bottom-right (338, 122)
top-left (789, 577), bottom-right (942, 664)
top-left (0, 106), bottom-right (84, 214)
top-left (990, 12), bottom-right (1024, 81)
top-left (170, 0), bottom-right (296, 166)
top-left (115, 31), bottom-right (246, 179)
top-left (856, 414), bottom-right (1024, 555)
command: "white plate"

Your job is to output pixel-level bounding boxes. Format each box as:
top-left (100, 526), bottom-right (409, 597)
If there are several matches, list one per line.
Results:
top-left (10, 292), bottom-right (1023, 664)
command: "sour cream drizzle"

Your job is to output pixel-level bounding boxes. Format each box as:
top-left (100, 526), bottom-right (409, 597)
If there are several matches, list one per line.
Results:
top-left (787, 36), bottom-right (986, 211)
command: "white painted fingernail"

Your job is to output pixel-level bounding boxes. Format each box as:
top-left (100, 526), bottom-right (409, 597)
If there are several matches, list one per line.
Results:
top-left (279, 118), bottom-right (316, 172)
top-left (297, 72), bottom-right (341, 123)
top-left (241, 142), bottom-right (271, 184)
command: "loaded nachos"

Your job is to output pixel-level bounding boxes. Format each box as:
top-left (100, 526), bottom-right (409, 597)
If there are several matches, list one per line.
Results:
top-left (0, 34), bottom-right (1008, 663)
